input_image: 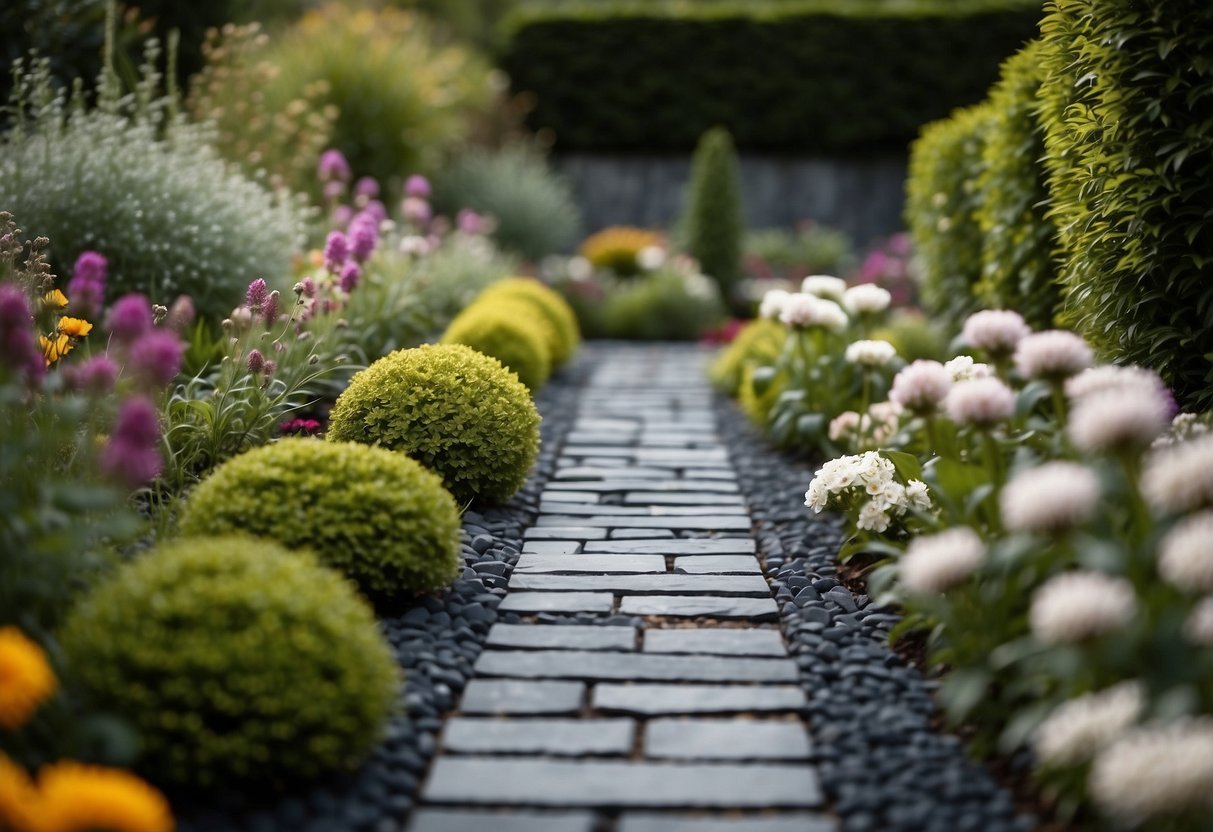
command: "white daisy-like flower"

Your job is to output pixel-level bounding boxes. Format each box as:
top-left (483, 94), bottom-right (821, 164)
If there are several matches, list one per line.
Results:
top-left (1153, 412), bottom-right (1211, 449)
top-left (804, 478), bottom-right (829, 513)
top-left (758, 289), bottom-right (791, 321)
top-left (1157, 512), bottom-right (1213, 592)
top-left (845, 339), bottom-right (898, 367)
top-left (899, 527), bottom-right (984, 594)
top-left (842, 283), bottom-right (892, 315)
top-left (1030, 571), bottom-right (1138, 644)
top-left (1000, 462), bottom-right (1101, 533)
top-left (1184, 597), bottom-right (1213, 646)
top-left (889, 360), bottom-right (953, 414)
top-left (1141, 433), bottom-right (1213, 514)
top-left (944, 377), bottom-right (1016, 426)
top-left (944, 354), bottom-right (992, 382)
top-left (1014, 330), bottom-right (1095, 381)
top-left (778, 293), bottom-right (849, 332)
top-left (801, 274), bottom-right (847, 302)
top-left (1034, 681), bottom-right (1145, 766)
top-left (857, 500), bottom-right (891, 533)
top-left (1065, 364), bottom-right (1169, 403)
top-left (1068, 390), bottom-right (1171, 453)
top-left (962, 309), bottom-right (1030, 357)
top-left (905, 479), bottom-right (932, 511)
top-left (1089, 719), bottom-right (1213, 819)
top-left (636, 244), bottom-right (666, 271)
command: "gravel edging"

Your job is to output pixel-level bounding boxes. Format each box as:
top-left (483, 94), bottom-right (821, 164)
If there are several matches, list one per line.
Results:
top-left (714, 392), bottom-right (1035, 832)
top-left (175, 351), bottom-right (596, 832)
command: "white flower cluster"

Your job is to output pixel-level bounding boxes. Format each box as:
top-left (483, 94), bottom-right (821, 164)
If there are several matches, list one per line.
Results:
top-left (801, 274), bottom-right (848, 302)
top-left (962, 309), bottom-right (1030, 357)
top-left (889, 360), bottom-right (953, 414)
top-left (899, 527), bottom-right (985, 594)
top-left (1141, 432), bottom-right (1213, 514)
top-left (1034, 681), bottom-right (1145, 766)
top-left (1066, 364), bottom-right (1168, 402)
top-left (1157, 511), bottom-right (1213, 592)
top-left (944, 377), bottom-right (1016, 426)
top-left (758, 289), bottom-right (791, 321)
top-left (778, 292), bottom-right (849, 331)
top-left (842, 283), bottom-right (892, 315)
top-left (1152, 411), bottom-right (1211, 449)
top-left (1185, 597), bottom-right (1213, 646)
top-left (1089, 719), bottom-right (1213, 819)
top-left (636, 244), bottom-right (666, 271)
top-left (1030, 571), bottom-right (1138, 645)
top-left (1068, 390), bottom-right (1171, 452)
top-left (1001, 461), bottom-right (1101, 533)
top-left (804, 451), bottom-right (930, 533)
top-left (828, 402), bottom-right (902, 451)
top-left (844, 339), bottom-right (897, 367)
top-left (943, 354), bottom-right (992, 382)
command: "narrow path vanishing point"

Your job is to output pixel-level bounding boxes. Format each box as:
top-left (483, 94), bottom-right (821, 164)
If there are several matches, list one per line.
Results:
top-left (408, 346), bottom-right (837, 832)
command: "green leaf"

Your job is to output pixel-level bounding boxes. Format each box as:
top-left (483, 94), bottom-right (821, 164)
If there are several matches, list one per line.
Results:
top-left (881, 449), bottom-right (923, 481)
top-left (938, 667), bottom-right (992, 722)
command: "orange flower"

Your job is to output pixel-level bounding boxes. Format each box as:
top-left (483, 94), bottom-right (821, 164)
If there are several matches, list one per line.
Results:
top-left (0, 754), bottom-right (42, 832)
top-left (0, 627), bottom-right (56, 731)
top-left (37, 761), bottom-right (174, 832)
top-left (39, 334), bottom-right (73, 366)
top-left (56, 317), bottom-right (93, 339)
top-left (41, 289), bottom-right (69, 310)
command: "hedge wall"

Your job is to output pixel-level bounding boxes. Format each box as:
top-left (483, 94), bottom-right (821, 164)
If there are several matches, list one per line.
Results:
top-left (500, 0), bottom-right (1041, 152)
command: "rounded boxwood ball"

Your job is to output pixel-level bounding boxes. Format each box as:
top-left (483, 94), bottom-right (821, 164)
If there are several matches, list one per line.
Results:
top-left (60, 536), bottom-right (399, 789)
top-left (442, 303), bottom-right (552, 390)
top-left (327, 343), bottom-right (541, 504)
top-left (479, 277), bottom-right (580, 366)
top-left (178, 438), bottom-right (461, 596)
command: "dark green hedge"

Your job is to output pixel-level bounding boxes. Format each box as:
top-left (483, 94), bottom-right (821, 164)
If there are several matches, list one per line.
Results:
top-left (500, 0), bottom-right (1041, 152)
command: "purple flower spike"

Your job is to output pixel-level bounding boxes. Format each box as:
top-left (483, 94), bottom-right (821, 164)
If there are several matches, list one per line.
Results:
top-left (324, 231), bottom-right (350, 272)
top-left (67, 251), bottom-right (108, 318)
top-left (72, 251), bottom-right (108, 285)
top-left (166, 295), bottom-right (195, 333)
top-left (457, 209), bottom-right (485, 235)
top-left (0, 283), bottom-right (44, 384)
top-left (317, 149), bottom-right (351, 184)
top-left (405, 174), bottom-right (431, 198)
top-left (355, 177), bottom-right (380, 199)
top-left (128, 329), bottom-right (185, 389)
top-left (105, 294), bottom-right (154, 343)
top-left (348, 215), bottom-right (378, 262)
top-left (101, 396), bottom-right (163, 487)
top-left (339, 262), bottom-right (361, 293)
top-left (401, 197), bottom-right (431, 227)
top-left (262, 290), bottom-right (280, 324)
top-left (247, 349), bottom-right (265, 374)
top-left (65, 355), bottom-right (119, 395)
top-left (245, 278), bottom-right (268, 311)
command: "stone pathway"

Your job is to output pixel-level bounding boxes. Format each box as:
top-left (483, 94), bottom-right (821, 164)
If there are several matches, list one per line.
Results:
top-left (409, 348), bottom-right (836, 832)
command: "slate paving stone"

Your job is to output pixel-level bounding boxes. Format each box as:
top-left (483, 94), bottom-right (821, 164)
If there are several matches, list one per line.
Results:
top-left (617, 815), bottom-right (837, 832)
top-left (487, 623), bottom-right (637, 652)
top-left (620, 596), bottom-right (779, 620)
top-left (681, 470), bottom-right (737, 480)
top-left (593, 684), bottom-right (807, 716)
top-left (513, 554), bottom-right (667, 574)
top-left (585, 539), bottom-right (756, 555)
top-left (545, 480), bottom-right (740, 494)
top-left (408, 810), bottom-right (596, 832)
top-left (525, 526), bottom-right (609, 541)
top-left (562, 447), bottom-right (729, 462)
top-left (555, 467), bottom-right (677, 480)
top-left (538, 504), bottom-right (658, 517)
top-left (510, 574), bottom-right (771, 597)
top-left (672, 556), bottom-right (762, 574)
top-left (643, 629), bottom-right (787, 657)
top-left (564, 433), bottom-right (635, 446)
top-left (541, 491), bottom-right (602, 503)
top-left (610, 529), bottom-right (677, 539)
top-left (574, 418), bottom-right (639, 431)
top-left (442, 718), bottom-right (635, 756)
top-left (522, 542), bottom-right (583, 556)
top-left (422, 758), bottom-right (823, 808)
top-left (498, 592), bottom-right (614, 614)
top-left (645, 719), bottom-right (813, 761)
top-left (460, 679), bottom-right (586, 715)
top-left (538, 515), bottom-right (751, 531)
top-left (624, 493), bottom-right (746, 506)
top-left (474, 650), bottom-right (798, 683)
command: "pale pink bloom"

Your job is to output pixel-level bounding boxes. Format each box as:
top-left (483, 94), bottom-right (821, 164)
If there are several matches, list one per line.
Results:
top-left (1034, 682), bottom-right (1145, 766)
top-left (900, 527), bottom-right (984, 594)
top-left (1001, 462), bottom-right (1101, 533)
top-left (842, 283), bottom-right (891, 315)
top-left (1030, 571), bottom-right (1137, 644)
top-left (1141, 433), bottom-right (1213, 514)
top-left (800, 274), bottom-right (847, 302)
top-left (1014, 330), bottom-right (1094, 380)
top-left (1068, 390), bottom-right (1171, 452)
top-left (844, 339), bottom-right (897, 367)
top-left (1089, 720), bottom-right (1213, 818)
top-left (944, 377), bottom-right (1015, 426)
top-left (778, 293), bottom-right (848, 331)
top-left (962, 309), bottom-right (1030, 357)
top-left (1065, 365), bottom-right (1168, 402)
top-left (1158, 512), bottom-right (1213, 592)
top-left (889, 360), bottom-right (952, 413)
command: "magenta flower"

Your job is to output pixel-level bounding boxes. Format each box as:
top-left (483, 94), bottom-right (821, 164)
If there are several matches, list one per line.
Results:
top-left (299, 276), bottom-right (317, 298)
top-left (348, 215), bottom-right (378, 262)
top-left (128, 330), bottom-right (185, 388)
top-left (105, 294), bottom-right (154, 344)
top-left (247, 349), bottom-right (265, 374)
top-left (355, 177), bottom-right (380, 199)
top-left (66, 251), bottom-right (108, 318)
top-left (262, 290), bottom-right (280, 324)
top-left (245, 278), bottom-right (268, 311)
top-left (457, 209), bottom-right (485, 235)
top-left (323, 181), bottom-right (346, 204)
top-left (363, 199), bottom-right (387, 224)
top-left (317, 149), bottom-right (351, 183)
top-left (100, 396), bottom-right (163, 487)
top-left (339, 262), bottom-right (361, 293)
top-left (0, 283), bottom-right (44, 384)
top-left (324, 231), bottom-right (350, 271)
top-left (401, 197), bottom-right (432, 227)
top-left (165, 295), bottom-right (196, 333)
top-left (279, 417), bottom-right (322, 436)
top-left (64, 354), bottom-right (119, 395)
top-left (331, 205), bottom-right (353, 228)
top-left (405, 174), bottom-right (431, 198)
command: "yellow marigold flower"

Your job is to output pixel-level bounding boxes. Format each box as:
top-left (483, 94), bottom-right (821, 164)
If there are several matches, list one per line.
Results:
top-left (0, 627), bottom-right (56, 731)
top-left (37, 761), bottom-right (175, 832)
top-left (39, 334), bottom-right (73, 366)
top-left (0, 754), bottom-right (43, 832)
top-left (578, 226), bottom-right (663, 273)
top-left (42, 289), bottom-right (69, 310)
top-left (57, 317), bottom-right (93, 338)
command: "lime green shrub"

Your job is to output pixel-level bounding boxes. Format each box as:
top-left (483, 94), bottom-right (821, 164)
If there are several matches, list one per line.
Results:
top-left (601, 269), bottom-right (726, 341)
top-left (974, 41), bottom-right (1061, 329)
top-left (61, 536), bottom-right (398, 788)
top-left (683, 127), bottom-right (744, 302)
top-left (179, 439), bottom-right (461, 596)
top-left (327, 344), bottom-right (541, 504)
top-left (710, 318), bottom-right (787, 395)
top-left (871, 310), bottom-right (948, 363)
top-left (905, 103), bottom-right (993, 333)
top-left (478, 277), bottom-right (581, 366)
top-left (441, 303), bottom-right (552, 390)
top-left (1039, 0), bottom-right (1213, 409)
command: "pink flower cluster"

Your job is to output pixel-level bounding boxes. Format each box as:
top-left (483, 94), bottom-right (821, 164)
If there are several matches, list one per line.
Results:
top-left (66, 251), bottom-right (107, 319)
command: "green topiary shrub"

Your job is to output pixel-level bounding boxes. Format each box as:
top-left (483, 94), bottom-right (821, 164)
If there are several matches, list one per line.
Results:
top-left (709, 318), bottom-right (788, 396)
top-left (178, 439), bottom-right (462, 597)
top-left (478, 277), bottom-right (581, 366)
top-left (871, 309), bottom-right (948, 363)
top-left (327, 343), bottom-right (541, 504)
top-left (441, 302), bottom-right (552, 390)
top-left (973, 40), bottom-right (1061, 330)
top-left (905, 102), bottom-right (993, 333)
top-left (432, 144), bottom-right (582, 261)
top-left (682, 127), bottom-right (744, 303)
top-left (60, 536), bottom-right (399, 788)
top-left (1039, 0), bottom-right (1213, 410)
top-left (600, 268), bottom-right (726, 341)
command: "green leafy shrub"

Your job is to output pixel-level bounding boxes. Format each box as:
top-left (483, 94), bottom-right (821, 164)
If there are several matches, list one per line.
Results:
top-left (905, 103), bottom-right (993, 333)
top-left (501, 0), bottom-right (1041, 152)
top-left (709, 318), bottom-right (787, 395)
top-left (871, 309), bottom-right (947, 363)
top-left (682, 127), bottom-right (744, 303)
top-left (327, 343), bottom-right (541, 504)
top-left (973, 40), bottom-right (1061, 329)
top-left (441, 303), bottom-right (552, 390)
top-left (743, 223), bottom-right (856, 282)
top-left (432, 144), bottom-right (581, 261)
top-left (1039, 0), bottom-right (1213, 410)
top-left (178, 439), bottom-right (462, 596)
top-left (601, 268), bottom-right (726, 341)
top-left (478, 277), bottom-right (581, 366)
top-left (60, 536), bottom-right (399, 788)
top-left (0, 55), bottom-right (305, 323)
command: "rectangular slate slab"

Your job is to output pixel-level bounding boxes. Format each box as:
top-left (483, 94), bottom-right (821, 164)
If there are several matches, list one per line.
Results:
top-left (514, 554), bottom-right (667, 574)
top-left (522, 542), bottom-right (583, 556)
top-left (624, 493), bottom-right (746, 506)
top-left (509, 574), bottom-right (771, 597)
top-left (525, 526), bottom-right (608, 541)
top-left (474, 650), bottom-right (797, 683)
top-left (610, 529), bottom-right (676, 539)
top-left (460, 679), bottom-right (585, 715)
top-left (538, 515), bottom-right (751, 531)
top-left (644, 628), bottom-right (787, 657)
top-left (538, 504), bottom-right (657, 517)
top-left (585, 539), bottom-right (756, 555)
top-left (620, 596), bottom-right (779, 621)
top-left (443, 718), bottom-right (635, 756)
top-left (487, 623), bottom-right (637, 652)
top-left (562, 447), bottom-right (730, 462)
top-left (422, 758), bottom-right (823, 808)
top-left (547, 480), bottom-right (739, 494)
top-left (409, 810), bottom-right (595, 832)
top-left (540, 490), bottom-right (601, 503)
top-left (555, 467), bottom-right (676, 480)
top-left (680, 469), bottom-right (737, 480)
top-left (618, 815), bottom-right (837, 832)
top-left (564, 433), bottom-right (635, 446)
top-left (673, 556), bottom-right (763, 574)
top-left (593, 684), bottom-right (807, 716)
top-left (499, 593), bottom-right (614, 614)
top-left (645, 719), bottom-right (813, 761)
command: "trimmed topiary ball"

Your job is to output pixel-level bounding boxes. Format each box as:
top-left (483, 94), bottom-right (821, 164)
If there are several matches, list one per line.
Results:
top-left (441, 304), bottom-right (552, 391)
top-left (478, 277), bottom-right (580, 366)
top-left (60, 536), bottom-right (399, 789)
top-left (327, 343), bottom-right (541, 504)
top-left (178, 438), bottom-right (462, 597)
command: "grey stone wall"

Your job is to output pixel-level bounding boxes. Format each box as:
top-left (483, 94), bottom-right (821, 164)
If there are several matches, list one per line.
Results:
top-left (554, 152), bottom-right (909, 247)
